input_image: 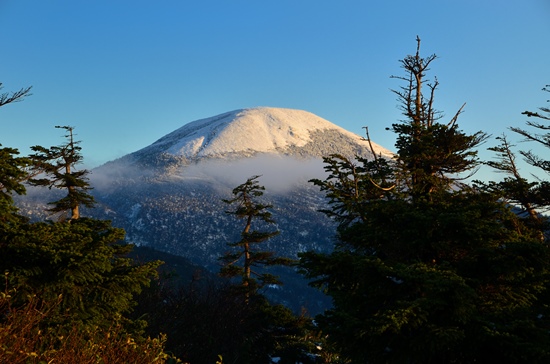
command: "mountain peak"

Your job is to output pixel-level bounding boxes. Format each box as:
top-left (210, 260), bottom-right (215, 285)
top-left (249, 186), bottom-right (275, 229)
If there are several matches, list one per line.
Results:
top-left (131, 107), bottom-right (392, 163)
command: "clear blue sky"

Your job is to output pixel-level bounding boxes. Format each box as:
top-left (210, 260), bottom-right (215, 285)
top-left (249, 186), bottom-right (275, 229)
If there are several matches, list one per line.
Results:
top-left (1, 1), bottom-right (549, 181)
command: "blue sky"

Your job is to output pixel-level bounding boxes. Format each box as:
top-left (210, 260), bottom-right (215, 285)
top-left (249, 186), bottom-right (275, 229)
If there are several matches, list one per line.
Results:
top-left (1, 1), bottom-right (549, 181)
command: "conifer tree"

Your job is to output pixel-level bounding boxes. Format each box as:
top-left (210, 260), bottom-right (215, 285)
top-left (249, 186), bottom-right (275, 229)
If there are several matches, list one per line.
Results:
top-left (29, 125), bottom-right (94, 220)
top-left (477, 86), bottom-right (550, 238)
top-left (300, 39), bottom-right (550, 363)
top-left (514, 84), bottom-right (550, 174)
top-left (509, 85), bottom-right (550, 210)
top-left (220, 175), bottom-right (294, 298)
top-left (0, 146), bottom-right (30, 223)
top-left (389, 36), bottom-right (488, 200)
top-left (0, 123), bottom-right (161, 332)
top-left (477, 136), bottom-right (546, 236)
top-left (0, 83), bottom-right (32, 222)
top-left (0, 83), bottom-right (165, 354)
top-left (4, 217), bottom-right (162, 330)
top-left (191, 175), bottom-right (320, 363)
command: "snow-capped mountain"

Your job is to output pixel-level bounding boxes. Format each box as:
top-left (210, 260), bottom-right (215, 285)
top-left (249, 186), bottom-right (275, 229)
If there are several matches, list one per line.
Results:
top-left (21, 107), bottom-right (394, 313)
top-left (107, 107), bottom-right (392, 171)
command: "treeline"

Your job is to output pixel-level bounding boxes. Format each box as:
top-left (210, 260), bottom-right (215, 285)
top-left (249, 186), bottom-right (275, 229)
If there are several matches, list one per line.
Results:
top-left (1, 38), bottom-right (550, 363)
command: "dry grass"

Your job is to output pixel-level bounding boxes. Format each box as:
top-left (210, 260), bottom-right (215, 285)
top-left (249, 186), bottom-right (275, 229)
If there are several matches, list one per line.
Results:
top-left (0, 293), bottom-right (182, 364)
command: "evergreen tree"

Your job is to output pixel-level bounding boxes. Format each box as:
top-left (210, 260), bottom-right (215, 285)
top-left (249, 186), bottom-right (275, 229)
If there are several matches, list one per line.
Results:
top-left (0, 146), bottom-right (30, 223)
top-left (514, 84), bottom-right (550, 175)
top-left (508, 85), bottom-right (550, 211)
top-left (209, 176), bottom-right (319, 363)
top-left (136, 275), bottom-right (321, 364)
top-left (0, 82), bottom-right (171, 359)
top-left (29, 125), bottom-right (95, 220)
top-left (389, 36), bottom-right (488, 201)
top-left (299, 39), bottom-right (550, 363)
top-left (0, 124), bottom-right (162, 331)
top-left (3, 217), bottom-right (162, 330)
top-left (219, 175), bottom-right (294, 297)
top-left (0, 83), bottom-right (32, 222)
top-left (477, 136), bottom-right (546, 236)
top-left (309, 151), bottom-right (395, 228)
top-left (476, 85), bottom-right (550, 235)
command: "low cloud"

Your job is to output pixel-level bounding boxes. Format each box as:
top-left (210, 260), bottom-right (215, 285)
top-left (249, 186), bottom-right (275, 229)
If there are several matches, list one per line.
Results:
top-left (180, 155), bottom-right (328, 193)
top-left (89, 154), bottom-right (330, 194)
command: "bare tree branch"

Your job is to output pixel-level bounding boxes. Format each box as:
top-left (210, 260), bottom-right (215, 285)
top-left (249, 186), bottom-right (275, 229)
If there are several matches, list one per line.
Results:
top-left (0, 84), bottom-right (32, 108)
top-left (448, 103), bottom-right (467, 128)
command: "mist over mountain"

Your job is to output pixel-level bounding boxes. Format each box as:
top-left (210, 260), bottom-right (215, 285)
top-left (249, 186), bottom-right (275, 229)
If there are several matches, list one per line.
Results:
top-left (19, 107), bottom-right (393, 313)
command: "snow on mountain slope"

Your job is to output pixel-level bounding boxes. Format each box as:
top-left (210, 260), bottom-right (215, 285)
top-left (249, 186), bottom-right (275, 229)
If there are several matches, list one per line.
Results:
top-left (23, 107), bottom-right (396, 313)
top-left (131, 107), bottom-right (393, 161)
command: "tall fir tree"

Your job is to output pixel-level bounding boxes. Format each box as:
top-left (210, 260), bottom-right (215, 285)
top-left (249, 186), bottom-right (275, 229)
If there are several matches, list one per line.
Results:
top-left (389, 36), bottom-right (488, 201)
top-left (300, 39), bottom-right (550, 363)
top-left (0, 82), bottom-right (175, 360)
top-left (209, 176), bottom-right (318, 363)
top-left (29, 125), bottom-right (95, 220)
top-left (0, 122), bottom-right (162, 332)
top-left (219, 175), bottom-right (294, 298)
